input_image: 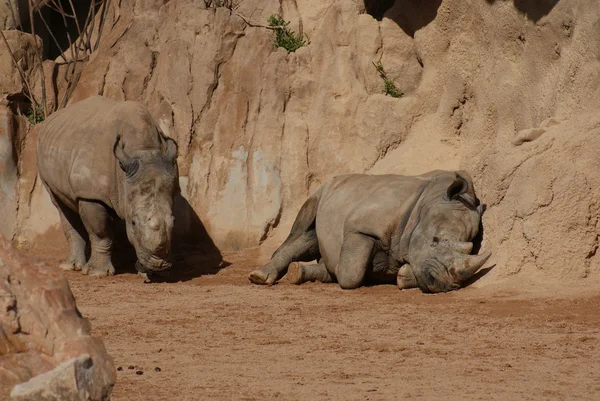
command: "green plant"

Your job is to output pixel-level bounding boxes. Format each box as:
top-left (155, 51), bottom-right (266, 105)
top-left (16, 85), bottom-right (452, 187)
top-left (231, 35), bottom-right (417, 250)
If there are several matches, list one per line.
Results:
top-left (374, 61), bottom-right (403, 98)
top-left (204, 0), bottom-right (232, 8)
top-left (26, 104), bottom-right (45, 125)
top-left (267, 14), bottom-right (308, 53)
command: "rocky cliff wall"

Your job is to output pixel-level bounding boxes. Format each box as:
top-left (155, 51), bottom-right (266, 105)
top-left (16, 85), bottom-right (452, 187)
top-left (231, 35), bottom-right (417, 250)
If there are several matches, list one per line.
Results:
top-left (2, 0), bottom-right (600, 287)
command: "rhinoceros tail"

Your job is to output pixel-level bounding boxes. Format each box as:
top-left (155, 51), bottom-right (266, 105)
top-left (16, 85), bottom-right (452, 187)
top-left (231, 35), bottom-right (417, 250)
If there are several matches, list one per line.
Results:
top-left (248, 187), bottom-right (323, 285)
top-left (282, 186), bottom-right (323, 244)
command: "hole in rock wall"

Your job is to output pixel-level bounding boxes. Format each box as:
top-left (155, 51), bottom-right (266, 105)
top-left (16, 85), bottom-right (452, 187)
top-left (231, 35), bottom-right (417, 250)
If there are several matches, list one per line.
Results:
top-left (485, 0), bottom-right (559, 22)
top-left (364, 0), bottom-right (396, 20)
top-left (365, 0), bottom-right (442, 38)
top-left (17, 0), bottom-right (103, 60)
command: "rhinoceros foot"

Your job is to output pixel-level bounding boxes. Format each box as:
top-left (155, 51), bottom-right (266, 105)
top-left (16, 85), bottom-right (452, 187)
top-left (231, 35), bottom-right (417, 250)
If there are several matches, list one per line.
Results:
top-left (283, 262), bottom-right (305, 285)
top-left (82, 263), bottom-right (115, 277)
top-left (248, 268), bottom-right (278, 285)
top-left (137, 271), bottom-right (153, 283)
top-left (59, 261), bottom-right (84, 271)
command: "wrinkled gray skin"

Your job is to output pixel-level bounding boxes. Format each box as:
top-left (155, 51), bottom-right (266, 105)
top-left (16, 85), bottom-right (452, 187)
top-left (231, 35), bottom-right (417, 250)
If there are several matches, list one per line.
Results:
top-left (249, 170), bottom-right (491, 293)
top-left (37, 96), bottom-right (179, 279)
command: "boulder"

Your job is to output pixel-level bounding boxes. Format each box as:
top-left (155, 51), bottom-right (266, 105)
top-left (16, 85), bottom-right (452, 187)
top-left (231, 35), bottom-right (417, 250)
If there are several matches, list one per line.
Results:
top-left (0, 236), bottom-right (115, 401)
top-left (0, 30), bottom-right (41, 97)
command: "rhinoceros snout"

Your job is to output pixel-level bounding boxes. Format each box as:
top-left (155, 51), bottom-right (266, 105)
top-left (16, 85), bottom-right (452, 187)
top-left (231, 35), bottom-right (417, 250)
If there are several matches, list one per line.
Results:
top-left (135, 255), bottom-right (172, 273)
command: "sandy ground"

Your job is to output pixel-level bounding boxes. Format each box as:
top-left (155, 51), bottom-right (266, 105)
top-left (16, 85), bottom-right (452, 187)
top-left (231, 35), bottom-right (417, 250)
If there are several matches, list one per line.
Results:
top-left (57, 247), bottom-right (600, 401)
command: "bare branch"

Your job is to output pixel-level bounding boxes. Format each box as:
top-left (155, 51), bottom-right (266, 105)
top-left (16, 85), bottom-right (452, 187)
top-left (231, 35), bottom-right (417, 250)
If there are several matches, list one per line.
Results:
top-left (67, 0), bottom-right (84, 52)
top-left (109, 20), bottom-right (132, 48)
top-left (36, 7), bottom-right (70, 63)
top-left (81, 1), bottom-right (96, 54)
top-left (230, 8), bottom-right (285, 30)
top-left (44, 1), bottom-right (76, 18)
top-left (372, 61), bottom-right (389, 79)
top-left (94, 0), bottom-right (110, 52)
top-left (28, 0), bottom-right (46, 118)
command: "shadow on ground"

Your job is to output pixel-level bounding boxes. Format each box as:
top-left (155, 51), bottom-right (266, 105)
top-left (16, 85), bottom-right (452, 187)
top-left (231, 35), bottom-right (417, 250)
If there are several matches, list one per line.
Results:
top-left (112, 194), bottom-right (230, 283)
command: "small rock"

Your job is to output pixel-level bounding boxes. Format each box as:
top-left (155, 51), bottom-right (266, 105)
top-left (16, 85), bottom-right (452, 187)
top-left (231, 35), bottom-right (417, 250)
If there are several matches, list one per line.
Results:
top-left (136, 370), bottom-right (143, 375)
top-left (154, 367), bottom-right (161, 372)
top-left (117, 366), bottom-right (123, 371)
top-left (128, 365), bottom-right (135, 370)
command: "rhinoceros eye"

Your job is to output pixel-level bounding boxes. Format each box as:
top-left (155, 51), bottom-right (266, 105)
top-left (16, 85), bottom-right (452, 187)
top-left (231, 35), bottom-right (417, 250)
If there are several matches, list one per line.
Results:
top-left (132, 219), bottom-right (137, 227)
top-left (432, 237), bottom-right (440, 245)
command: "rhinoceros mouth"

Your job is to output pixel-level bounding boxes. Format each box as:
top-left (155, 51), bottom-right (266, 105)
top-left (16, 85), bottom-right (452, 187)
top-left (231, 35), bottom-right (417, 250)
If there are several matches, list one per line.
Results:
top-left (135, 256), bottom-right (172, 273)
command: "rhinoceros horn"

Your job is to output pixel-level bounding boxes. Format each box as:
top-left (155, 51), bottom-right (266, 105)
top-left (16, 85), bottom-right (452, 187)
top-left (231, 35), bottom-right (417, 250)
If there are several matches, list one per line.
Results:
top-left (451, 251), bottom-right (492, 282)
top-left (453, 241), bottom-right (474, 254)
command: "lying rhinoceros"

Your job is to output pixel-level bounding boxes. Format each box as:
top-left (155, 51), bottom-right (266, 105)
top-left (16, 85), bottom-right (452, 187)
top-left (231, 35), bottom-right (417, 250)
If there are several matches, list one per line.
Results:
top-left (37, 95), bottom-right (179, 279)
top-left (249, 170), bottom-right (491, 293)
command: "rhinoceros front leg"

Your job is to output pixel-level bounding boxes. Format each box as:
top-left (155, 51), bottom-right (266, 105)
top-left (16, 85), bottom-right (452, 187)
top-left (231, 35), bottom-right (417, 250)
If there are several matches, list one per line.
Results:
top-left (336, 233), bottom-right (375, 289)
top-left (79, 200), bottom-right (116, 277)
top-left (46, 190), bottom-right (87, 271)
top-left (397, 264), bottom-right (418, 290)
top-left (285, 260), bottom-right (333, 285)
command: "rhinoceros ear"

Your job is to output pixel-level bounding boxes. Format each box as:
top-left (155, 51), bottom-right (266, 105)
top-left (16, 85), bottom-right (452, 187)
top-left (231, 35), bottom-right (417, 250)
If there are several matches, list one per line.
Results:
top-left (163, 137), bottom-right (178, 163)
top-left (113, 135), bottom-right (139, 177)
top-left (445, 172), bottom-right (478, 207)
top-left (157, 130), bottom-right (178, 164)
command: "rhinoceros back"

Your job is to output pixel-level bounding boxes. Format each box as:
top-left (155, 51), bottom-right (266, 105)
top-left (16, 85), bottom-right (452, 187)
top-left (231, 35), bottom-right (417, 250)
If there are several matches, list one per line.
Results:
top-left (315, 174), bottom-right (427, 270)
top-left (37, 96), bottom-right (162, 215)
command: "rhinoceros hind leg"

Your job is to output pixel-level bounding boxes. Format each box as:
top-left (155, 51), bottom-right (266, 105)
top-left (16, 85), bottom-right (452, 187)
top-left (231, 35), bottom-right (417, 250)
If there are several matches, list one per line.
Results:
top-left (46, 188), bottom-right (87, 271)
top-left (249, 192), bottom-right (321, 285)
top-left (285, 261), bottom-right (333, 285)
top-left (78, 200), bottom-right (116, 277)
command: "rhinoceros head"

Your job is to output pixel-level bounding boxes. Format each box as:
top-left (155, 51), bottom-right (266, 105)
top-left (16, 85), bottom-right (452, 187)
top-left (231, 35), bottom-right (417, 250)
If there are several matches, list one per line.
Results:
top-left (399, 171), bottom-right (491, 293)
top-left (113, 133), bottom-right (179, 274)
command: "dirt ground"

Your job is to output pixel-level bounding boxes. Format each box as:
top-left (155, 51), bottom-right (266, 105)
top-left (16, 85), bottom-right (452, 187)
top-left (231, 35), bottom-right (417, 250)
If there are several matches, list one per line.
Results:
top-left (53, 246), bottom-right (600, 401)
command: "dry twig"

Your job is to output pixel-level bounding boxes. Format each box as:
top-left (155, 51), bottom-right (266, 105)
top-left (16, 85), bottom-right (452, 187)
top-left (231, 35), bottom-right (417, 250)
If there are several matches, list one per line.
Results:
top-left (230, 8), bottom-right (285, 30)
top-left (28, 0), bottom-right (46, 119)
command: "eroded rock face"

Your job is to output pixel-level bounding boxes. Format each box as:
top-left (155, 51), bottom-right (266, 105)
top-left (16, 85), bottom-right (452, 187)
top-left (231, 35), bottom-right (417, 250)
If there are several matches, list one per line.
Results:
top-left (4, 0), bottom-right (600, 287)
top-left (0, 100), bottom-right (17, 239)
top-left (0, 1), bottom-right (27, 30)
top-left (0, 236), bottom-right (115, 401)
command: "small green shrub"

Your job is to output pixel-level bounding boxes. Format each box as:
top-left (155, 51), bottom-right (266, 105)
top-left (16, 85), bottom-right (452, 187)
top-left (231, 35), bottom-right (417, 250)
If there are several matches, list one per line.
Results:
top-left (204, 0), bottom-right (232, 8)
top-left (374, 62), bottom-right (403, 98)
top-left (267, 14), bottom-right (308, 53)
top-left (26, 104), bottom-right (45, 125)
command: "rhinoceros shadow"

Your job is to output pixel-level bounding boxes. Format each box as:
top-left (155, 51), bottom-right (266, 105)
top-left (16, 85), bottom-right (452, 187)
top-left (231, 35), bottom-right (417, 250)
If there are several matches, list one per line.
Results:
top-left (111, 194), bottom-right (230, 282)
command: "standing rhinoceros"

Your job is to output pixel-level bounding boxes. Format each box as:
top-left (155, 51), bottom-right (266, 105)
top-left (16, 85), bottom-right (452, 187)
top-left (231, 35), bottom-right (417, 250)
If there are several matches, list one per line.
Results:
top-left (37, 96), bottom-right (179, 279)
top-left (249, 170), bottom-right (491, 293)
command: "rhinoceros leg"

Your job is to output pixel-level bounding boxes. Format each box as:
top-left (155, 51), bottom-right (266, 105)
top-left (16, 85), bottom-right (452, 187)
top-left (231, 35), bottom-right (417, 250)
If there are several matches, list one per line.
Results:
top-left (285, 260), bottom-right (333, 285)
top-left (46, 190), bottom-right (87, 271)
top-left (248, 192), bottom-right (320, 285)
top-left (336, 233), bottom-right (375, 289)
top-left (78, 200), bottom-right (116, 277)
